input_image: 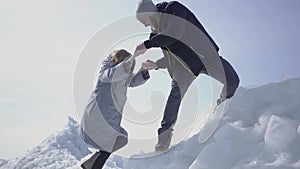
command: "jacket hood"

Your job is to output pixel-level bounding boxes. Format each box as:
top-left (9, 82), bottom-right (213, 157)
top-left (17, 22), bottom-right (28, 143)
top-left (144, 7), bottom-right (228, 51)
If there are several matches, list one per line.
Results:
top-left (156, 2), bottom-right (169, 12)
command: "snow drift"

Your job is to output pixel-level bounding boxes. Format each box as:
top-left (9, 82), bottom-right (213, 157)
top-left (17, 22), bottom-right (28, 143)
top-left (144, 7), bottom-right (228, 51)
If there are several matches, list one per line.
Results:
top-left (0, 117), bottom-right (126, 169)
top-left (125, 77), bottom-right (300, 169)
top-left (0, 117), bottom-right (91, 169)
top-left (1, 77), bottom-right (300, 169)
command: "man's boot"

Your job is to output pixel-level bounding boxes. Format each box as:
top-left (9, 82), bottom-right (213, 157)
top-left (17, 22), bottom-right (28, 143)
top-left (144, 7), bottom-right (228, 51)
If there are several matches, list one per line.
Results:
top-left (155, 130), bottom-right (173, 151)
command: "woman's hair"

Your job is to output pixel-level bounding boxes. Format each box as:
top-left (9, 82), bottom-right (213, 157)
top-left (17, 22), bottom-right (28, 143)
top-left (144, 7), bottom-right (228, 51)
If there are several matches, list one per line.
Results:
top-left (110, 49), bottom-right (132, 65)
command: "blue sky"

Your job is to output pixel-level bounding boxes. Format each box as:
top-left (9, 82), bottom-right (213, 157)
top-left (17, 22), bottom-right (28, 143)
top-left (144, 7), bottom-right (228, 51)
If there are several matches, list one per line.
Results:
top-left (0, 0), bottom-right (299, 158)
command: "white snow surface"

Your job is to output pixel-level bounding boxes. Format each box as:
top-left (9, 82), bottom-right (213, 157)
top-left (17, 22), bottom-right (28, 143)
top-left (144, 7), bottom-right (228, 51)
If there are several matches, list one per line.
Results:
top-left (1, 77), bottom-right (300, 169)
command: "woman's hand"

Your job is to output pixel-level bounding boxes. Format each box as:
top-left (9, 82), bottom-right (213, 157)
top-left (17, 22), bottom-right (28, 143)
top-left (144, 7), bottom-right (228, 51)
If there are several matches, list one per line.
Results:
top-left (133, 43), bottom-right (147, 58)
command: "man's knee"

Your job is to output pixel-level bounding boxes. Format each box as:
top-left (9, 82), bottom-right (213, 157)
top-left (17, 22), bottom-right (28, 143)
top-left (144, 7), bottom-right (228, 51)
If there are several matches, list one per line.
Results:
top-left (226, 74), bottom-right (240, 98)
top-left (169, 84), bottom-right (182, 101)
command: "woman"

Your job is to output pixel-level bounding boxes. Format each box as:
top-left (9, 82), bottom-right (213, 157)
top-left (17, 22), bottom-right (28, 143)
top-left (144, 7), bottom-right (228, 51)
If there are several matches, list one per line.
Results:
top-left (80, 49), bottom-right (150, 169)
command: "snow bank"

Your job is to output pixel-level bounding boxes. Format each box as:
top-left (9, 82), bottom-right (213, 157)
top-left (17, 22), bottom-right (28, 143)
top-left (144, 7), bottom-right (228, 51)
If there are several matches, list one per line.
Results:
top-left (265, 115), bottom-right (298, 151)
top-left (1, 77), bottom-right (300, 169)
top-left (0, 159), bottom-right (7, 167)
top-left (0, 116), bottom-right (128, 169)
top-left (0, 117), bottom-right (91, 169)
top-left (190, 77), bottom-right (300, 169)
top-left (125, 77), bottom-right (300, 169)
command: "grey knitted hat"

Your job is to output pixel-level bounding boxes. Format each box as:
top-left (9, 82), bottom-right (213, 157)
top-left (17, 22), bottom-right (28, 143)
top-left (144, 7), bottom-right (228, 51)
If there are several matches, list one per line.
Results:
top-left (136, 0), bottom-right (157, 14)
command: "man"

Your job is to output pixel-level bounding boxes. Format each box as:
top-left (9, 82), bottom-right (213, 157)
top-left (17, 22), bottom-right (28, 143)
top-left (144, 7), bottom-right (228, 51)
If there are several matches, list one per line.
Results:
top-left (134, 0), bottom-right (240, 151)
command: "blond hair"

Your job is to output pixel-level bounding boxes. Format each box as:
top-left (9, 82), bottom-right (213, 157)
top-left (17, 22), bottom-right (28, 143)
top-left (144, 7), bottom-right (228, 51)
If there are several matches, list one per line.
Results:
top-left (110, 49), bottom-right (132, 65)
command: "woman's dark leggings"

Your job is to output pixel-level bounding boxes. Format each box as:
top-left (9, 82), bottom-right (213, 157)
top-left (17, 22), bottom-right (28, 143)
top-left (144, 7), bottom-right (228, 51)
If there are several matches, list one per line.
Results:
top-left (91, 150), bottom-right (111, 169)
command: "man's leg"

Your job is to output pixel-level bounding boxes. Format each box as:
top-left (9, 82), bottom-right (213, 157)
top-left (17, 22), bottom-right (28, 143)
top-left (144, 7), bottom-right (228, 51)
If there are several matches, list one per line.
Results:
top-left (202, 56), bottom-right (239, 104)
top-left (156, 72), bottom-right (194, 151)
top-left (158, 80), bottom-right (182, 135)
top-left (156, 80), bottom-right (181, 151)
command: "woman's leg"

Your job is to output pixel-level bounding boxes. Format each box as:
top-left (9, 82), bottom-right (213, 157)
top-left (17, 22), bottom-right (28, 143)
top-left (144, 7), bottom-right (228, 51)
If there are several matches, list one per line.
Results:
top-left (91, 150), bottom-right (111, 169)
top-left (81, 151), bottom-right (100, 169)
top-left (81, 150), bottom-right (111, 169)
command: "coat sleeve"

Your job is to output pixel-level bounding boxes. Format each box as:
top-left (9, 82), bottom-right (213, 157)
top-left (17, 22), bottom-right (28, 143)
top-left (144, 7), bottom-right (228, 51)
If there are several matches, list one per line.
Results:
top-left (129, 69), bottom-right (150, 87)
top-left (155, 49), bottom-right (172, 69)
top-left (155, 56), bottom-right (168, 69)
top-left (99, 58), bottom-right (133, 83)
top-left (144, 2), bottom-right (187, 49)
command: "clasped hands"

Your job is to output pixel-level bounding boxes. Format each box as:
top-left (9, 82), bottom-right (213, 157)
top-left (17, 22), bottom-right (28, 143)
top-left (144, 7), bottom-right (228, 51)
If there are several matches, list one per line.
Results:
top-left (132, 42), bottom-right (158, 71)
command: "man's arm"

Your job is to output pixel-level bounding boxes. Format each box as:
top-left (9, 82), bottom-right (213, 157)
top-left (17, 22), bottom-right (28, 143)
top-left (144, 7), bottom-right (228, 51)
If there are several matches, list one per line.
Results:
top-left (155, 57), bottom-right (168, 69)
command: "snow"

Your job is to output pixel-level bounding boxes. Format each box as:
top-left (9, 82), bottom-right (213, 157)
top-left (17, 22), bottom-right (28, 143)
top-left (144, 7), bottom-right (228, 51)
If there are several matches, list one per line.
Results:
top-left (264, 115), bottom-right (298, 151)
top-left (0, 160), bottom-right (7, 167)
top-left (0, 117), bottom-right (91, 169)
top-left (1, 77), bottom-right (300, 169)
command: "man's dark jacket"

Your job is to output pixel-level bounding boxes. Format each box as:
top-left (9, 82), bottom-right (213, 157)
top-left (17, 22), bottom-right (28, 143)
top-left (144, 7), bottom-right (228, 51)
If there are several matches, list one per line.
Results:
top-left (144, 1), bottom-right (220, 76)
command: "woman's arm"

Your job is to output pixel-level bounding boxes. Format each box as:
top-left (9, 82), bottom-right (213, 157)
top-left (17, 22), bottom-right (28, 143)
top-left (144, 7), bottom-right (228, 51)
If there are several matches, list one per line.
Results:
top-left (99, 58), bottom-right (134, 83)
top-left (129, 69), bottom-right (150, 87)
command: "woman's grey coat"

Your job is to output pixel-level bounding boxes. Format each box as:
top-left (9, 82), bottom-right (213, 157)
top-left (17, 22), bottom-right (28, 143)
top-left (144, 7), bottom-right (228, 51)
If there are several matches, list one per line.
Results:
top-left (80, 56), bottom-right (150, 152)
